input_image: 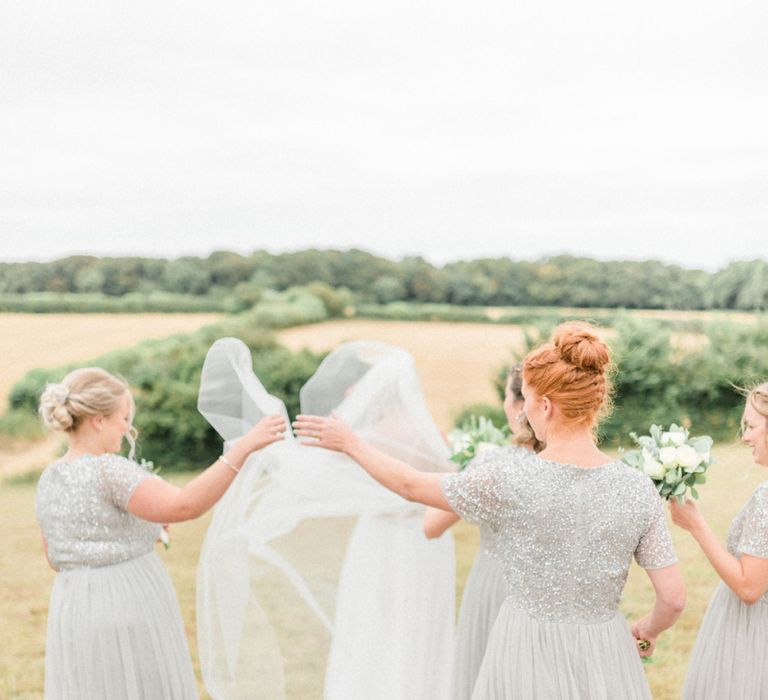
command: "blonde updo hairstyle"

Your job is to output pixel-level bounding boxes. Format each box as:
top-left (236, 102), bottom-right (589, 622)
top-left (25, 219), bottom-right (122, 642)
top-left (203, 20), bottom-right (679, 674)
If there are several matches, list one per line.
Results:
top-left (39, 367), bottom-right (137, 456)
top-left (522, 322), bottom-right (614, 430)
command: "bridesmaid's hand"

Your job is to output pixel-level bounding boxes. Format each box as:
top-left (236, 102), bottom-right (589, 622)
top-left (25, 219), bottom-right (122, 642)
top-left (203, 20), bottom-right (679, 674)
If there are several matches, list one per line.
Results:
top-left (630, 615), bottom-right (657, 658)
top-left (293, 412), bottom-right (355, 453)
top-left (669, 498), bottom-right (706, 535)
top-left (241, 414), bottom-right (287, 453)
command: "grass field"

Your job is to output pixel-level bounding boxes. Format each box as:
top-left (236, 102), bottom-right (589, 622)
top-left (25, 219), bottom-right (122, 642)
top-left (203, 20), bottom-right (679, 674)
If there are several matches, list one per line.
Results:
top-left (1, 442), bottom-right (763, 699)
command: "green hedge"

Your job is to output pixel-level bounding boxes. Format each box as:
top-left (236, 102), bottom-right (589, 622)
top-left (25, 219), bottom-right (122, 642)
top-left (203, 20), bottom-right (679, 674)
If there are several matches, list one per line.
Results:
top-left (461, 317), bottom-right (768, 446)
top-left (0, 291), bottom-right (234, 313)
top-left (353, 302), bottom-right (757, 333)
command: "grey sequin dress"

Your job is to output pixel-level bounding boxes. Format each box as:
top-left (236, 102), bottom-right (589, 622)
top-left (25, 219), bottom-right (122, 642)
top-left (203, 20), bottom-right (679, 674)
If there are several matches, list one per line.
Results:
top-left (452, 446), bottom-right (526, 700)
top-left (35, 454), bottom-right (197, 700)
top-left (683, 482), bottom-right (768, 699)
top-left (441, 450), bottom-right (677, 700)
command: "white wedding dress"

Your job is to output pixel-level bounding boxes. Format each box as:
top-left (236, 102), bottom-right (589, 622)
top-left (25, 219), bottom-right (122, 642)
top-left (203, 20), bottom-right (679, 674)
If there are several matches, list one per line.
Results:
top-left (196, 338), bottom-right (456, 699)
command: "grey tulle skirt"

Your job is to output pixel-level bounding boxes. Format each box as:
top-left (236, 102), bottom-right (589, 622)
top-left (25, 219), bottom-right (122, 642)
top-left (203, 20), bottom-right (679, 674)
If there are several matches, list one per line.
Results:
top-left (684, 582), bottom-right (768, 699)
top-left (471, 601), bottom-right (652, 700)
top-left (44, 552), bottom-right (197, 700)
top-left (452, 550), bottom-right (506, 700)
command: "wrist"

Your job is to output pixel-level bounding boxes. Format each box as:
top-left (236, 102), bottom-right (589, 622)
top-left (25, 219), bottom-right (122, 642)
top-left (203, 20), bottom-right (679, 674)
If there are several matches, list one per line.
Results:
top-left (690, 519), bottom-right (709, 542)
top-left (343, 432), bottom-right (363, 457)
top-left (223, 443), bottom-right (248, 468)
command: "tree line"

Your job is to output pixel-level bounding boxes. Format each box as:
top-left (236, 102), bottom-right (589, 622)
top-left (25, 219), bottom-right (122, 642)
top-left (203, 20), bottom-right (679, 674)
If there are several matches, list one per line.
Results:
top-left (1, 250), bottom-right (767, 310)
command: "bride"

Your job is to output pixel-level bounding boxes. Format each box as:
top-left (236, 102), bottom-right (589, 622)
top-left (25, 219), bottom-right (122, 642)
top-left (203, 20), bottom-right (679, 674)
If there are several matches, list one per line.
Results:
top-left (196, 337), bottom-right (457, 699)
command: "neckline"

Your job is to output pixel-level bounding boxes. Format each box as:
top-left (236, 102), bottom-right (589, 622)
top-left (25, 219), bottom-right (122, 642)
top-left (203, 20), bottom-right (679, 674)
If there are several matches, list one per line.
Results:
top-left (53, 452), bottom-right (104, 465)
top-left (529, 452), bottom-right (619, 471)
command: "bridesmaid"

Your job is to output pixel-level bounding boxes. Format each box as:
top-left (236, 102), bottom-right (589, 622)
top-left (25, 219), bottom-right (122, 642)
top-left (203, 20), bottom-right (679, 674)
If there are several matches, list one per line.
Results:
top-left (295, 322), bottom-right (686, 698)
top-left (670, 382), bottom-right (768, 698)
top-left (35, 367), bottom-right (285, 700)
top-left (422, 364), bottom-right (541, 699)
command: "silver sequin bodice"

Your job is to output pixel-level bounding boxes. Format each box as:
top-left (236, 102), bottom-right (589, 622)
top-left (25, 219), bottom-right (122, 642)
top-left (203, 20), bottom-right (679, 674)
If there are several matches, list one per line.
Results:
top-left (443, 449), bottom-right (676, 623)
top-left (36, 454), bottom-right (160, 570)
top-left (727, 481), bottom-right (768, 604)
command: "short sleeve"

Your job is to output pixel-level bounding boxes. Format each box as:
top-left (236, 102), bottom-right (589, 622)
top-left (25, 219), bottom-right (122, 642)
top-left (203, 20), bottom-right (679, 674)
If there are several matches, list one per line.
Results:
top-left (634, 489), bottom-right (678, 569)
top-left (440, 453), bottom-right (506, 530)
top-left (102, 455), bottom-right (156, 510)
top-left (736, 485), bottom-right (768, 559)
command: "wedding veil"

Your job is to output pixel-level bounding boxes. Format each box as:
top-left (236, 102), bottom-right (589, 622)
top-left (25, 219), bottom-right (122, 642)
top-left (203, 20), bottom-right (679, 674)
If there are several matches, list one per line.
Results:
top-left (196, 338), bottom-right (456, 699)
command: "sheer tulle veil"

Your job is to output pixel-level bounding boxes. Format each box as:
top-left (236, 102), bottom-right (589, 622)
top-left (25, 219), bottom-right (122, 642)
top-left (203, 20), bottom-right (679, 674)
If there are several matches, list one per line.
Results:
top-left (196, 338), bottom-right (456, 699)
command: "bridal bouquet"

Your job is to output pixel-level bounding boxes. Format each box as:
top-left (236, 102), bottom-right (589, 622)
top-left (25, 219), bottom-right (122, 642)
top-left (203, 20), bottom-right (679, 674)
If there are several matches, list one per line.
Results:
top-left (448, 415), bottom-right (510, 470)
top-left (622, 423), bottom-right (713, 501)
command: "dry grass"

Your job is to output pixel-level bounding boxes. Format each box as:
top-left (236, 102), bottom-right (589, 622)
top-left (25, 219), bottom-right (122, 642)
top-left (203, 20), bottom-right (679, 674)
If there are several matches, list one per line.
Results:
top-left (2, 443), bottom-right (762, 699)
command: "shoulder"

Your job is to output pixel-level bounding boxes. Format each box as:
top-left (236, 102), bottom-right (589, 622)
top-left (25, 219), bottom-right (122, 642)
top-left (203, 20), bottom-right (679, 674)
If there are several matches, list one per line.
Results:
top-left (35, 462), bottom-right (61, 504)
top-left (603, 460), bottom-right (661, 502)
top-left (98, 453), bottom-right (141, 469)
top-left (96, 454), bottom-right (157, 489)
top-left (746, 481), bottom-right (768, 512)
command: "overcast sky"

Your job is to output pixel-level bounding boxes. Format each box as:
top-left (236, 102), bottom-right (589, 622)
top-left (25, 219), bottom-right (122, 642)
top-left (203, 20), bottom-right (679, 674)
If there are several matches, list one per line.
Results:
top-left (1, 0), bottom-right (766, 269)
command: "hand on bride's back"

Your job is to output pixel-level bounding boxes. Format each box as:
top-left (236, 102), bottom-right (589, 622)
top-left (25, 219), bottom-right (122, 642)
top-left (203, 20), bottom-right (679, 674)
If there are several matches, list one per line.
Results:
top-left (240, 414), bottom-right (287, 453)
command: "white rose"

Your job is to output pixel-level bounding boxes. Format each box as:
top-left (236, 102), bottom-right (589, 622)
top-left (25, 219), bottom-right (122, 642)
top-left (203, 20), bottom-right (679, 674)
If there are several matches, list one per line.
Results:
top-left (675, 445), bottom-right (701, 469)
top-left (662, 430), bottom-right (686, 446)
top-left (642, 452), bottom-right (666, 479)
top-left (697, 451), bottom-right (710, 464)
top-left (475, 441), bottom-right (498, 455)
top-left (658, 446), bottom-right (678, 467)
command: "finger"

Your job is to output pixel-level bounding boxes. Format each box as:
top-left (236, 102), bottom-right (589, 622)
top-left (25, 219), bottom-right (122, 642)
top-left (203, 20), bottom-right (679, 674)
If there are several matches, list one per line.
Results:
top-left (294, 415), bottom-right (327, 425)
top-left (294, 429), bottom-right (320, 438)
top-left (292, 421), bottom-right (324, 432)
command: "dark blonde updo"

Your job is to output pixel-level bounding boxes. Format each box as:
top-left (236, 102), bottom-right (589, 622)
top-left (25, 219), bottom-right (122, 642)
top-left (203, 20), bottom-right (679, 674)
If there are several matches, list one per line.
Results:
top-left (506, 365), bottom-right (543, 451)
top-left (522, 322), bottom-right (613, 428)
top-left (39, 367), bottom-right (132, 433)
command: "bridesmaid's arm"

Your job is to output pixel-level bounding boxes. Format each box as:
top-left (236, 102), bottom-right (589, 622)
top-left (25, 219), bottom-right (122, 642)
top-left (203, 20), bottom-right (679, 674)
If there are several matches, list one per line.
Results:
top-left (670, 500), bottom-right (768, 604)
top-left (631, 564), bottom-right (686, 657)
top-left (423, 508), bottom-right (461, 538)
top-left (293, 414), bottom-right (454, 511)
top-left (127, 414), bottom-right (286, 523)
